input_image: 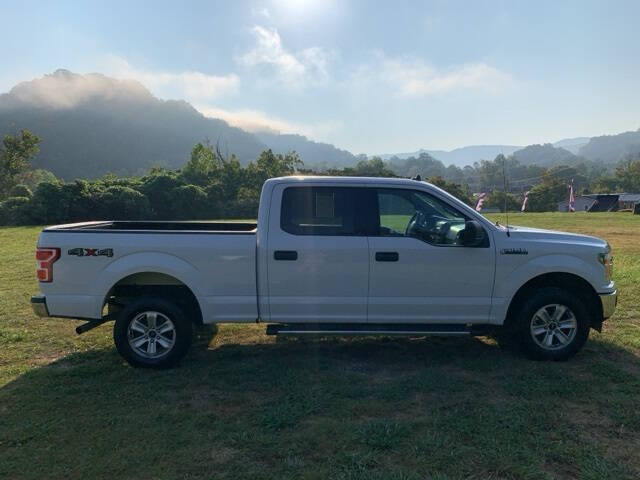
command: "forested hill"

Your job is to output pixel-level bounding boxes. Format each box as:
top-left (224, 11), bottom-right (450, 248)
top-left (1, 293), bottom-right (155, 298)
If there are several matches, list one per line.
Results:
top-left (0, 70), bottom-right (359, 179)
top-left (255, 132), bottom-right (357, 169)
top-left (0, 70), bottom-right (267, 179)
top-left (578, 130), bottom-right (640, 163)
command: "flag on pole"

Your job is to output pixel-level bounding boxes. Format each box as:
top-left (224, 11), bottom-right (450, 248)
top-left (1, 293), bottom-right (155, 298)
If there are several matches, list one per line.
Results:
top-left (569, 179), bottom-right (575, 212)
top-left (521, 191), bottom-right (529, 211)
top-left (475, 193), bottom-right (486, 212)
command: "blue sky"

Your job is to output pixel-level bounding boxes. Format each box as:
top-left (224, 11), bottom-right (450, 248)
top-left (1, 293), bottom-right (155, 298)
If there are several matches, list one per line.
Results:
top-left (1, 0), bottom-right (639, 154)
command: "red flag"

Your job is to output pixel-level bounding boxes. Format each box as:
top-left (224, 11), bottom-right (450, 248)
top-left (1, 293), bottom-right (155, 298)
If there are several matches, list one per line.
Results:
top-left (569, 179), bottom-right (575, 212)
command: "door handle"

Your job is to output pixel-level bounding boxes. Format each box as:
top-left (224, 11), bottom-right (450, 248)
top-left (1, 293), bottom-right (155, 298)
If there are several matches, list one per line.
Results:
top-left (375, 251), bottom-right (399, 262)
top-left (274, 250), bottom-right (298, 261)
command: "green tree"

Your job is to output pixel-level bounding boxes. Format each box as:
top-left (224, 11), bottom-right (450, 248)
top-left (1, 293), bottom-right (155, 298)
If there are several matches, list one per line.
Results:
top-left (140, 171), bottom-right (184, 218)
top-left (0, 129), bottom-right (41, 198)
top-left (169, 185), bottom-right (209, 219)
top-left (181, 142), bottom-right (219, 186)
top-left (614, 155), bottom-right (640, 191)
top-left (526, 175), bottom-right (569, 212)
top-left (97, 186), bottom-right (151, 220)
top-left (485, 190), bottom-right (521, 212)
top-left (427, 176), bottom-right (474, 206)
top-left (9, 184), bottom-right (32, 197)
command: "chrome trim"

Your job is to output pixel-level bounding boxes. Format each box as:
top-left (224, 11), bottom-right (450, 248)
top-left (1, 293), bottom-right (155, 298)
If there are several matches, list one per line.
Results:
top-left (600, 290), bottom-right (618, 319)
top-left (30, 295), bottom-right (49, 317)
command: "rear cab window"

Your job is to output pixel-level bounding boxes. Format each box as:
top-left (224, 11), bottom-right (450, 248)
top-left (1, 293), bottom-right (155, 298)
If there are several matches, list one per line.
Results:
top-left (281, 187), bottom-right (356, 235)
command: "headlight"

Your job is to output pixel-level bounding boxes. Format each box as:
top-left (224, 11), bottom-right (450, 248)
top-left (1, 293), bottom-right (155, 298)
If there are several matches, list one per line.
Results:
top-left (598, 245), bottom-right (613, 282)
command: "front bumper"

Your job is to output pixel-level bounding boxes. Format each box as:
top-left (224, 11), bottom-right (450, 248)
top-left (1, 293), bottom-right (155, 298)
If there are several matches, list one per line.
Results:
top-left (600, 290), bottom-right (617, 319)
top-left (31, 295), bottom-right (50, 317)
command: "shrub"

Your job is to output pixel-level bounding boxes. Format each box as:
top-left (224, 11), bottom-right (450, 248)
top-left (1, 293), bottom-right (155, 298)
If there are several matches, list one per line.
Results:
top-left (140, 173), bottom-right (184, 219)
top-left (97, 186), bottom-right (151, 220)
top-left (0, 197), bottom-right (32, 225)
top-left (169, 185), bottom-right (209, 219)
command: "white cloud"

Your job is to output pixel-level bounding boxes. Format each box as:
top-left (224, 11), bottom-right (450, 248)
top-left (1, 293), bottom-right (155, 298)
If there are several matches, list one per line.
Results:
top-left (237, 26), bottom-right (334, 86)
top-left (356, 54), bottom-right (514, 98)
top-left (104, 55), bottom-right (239, 102)
top-left (196, 104), bottom-right (339, 139)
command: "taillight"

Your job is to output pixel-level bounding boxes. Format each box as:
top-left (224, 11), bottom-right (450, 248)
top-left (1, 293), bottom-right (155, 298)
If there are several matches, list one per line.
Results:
top-left (36, 247), bottom-right (60, 282)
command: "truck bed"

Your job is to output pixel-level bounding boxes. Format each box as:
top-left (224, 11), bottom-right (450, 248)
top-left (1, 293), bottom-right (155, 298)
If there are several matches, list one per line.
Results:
top-left (43, 221), bottom-right (257, 233)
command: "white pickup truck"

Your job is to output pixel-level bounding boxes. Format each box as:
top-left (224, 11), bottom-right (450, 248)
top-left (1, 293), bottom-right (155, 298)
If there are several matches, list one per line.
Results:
top-left (31, 176), bottom-right (617, 367)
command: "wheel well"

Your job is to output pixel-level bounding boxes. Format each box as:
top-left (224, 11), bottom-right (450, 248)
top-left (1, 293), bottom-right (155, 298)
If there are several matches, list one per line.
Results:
top-left (105, 272), bottom-right (203, 325)
top-left (505, 272), bottom-right (602, 329)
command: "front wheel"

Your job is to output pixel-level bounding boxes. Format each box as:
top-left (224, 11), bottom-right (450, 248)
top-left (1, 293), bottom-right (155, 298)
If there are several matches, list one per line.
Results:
top-left (113, 297), bottom-right (192, 368)
top-left (515, 287), bottom-right (591, 361)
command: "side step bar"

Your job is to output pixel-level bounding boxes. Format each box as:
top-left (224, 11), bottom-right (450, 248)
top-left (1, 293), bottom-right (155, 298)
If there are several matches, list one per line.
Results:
top-left (266, 323), bottom-right (491, 336)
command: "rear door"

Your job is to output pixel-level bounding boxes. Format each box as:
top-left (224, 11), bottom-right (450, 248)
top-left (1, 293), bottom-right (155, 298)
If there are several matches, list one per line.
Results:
top-left (367, 187), bottom-right (495, 324)
top-left (266, 184), bottom-right (370, 323)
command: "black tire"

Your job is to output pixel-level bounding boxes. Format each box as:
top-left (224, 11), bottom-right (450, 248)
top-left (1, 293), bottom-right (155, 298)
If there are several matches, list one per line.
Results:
top-left (113, 296), bottom-right (192, 368)
top-left (514, 287), bottom-right (591, 361)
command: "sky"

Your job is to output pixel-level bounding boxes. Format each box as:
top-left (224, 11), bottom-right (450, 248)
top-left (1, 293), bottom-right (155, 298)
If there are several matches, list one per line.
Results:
top-left (1, 0), bottom-right (639, 154)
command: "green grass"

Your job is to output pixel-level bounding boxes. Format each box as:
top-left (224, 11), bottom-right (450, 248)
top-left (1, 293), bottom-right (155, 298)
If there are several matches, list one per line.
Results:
top-left (1, 213), bottom-right (639, 479)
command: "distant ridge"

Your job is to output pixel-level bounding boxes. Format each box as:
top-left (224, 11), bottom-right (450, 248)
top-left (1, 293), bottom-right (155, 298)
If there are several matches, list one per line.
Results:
top-left (378, 145), bottom-right (522, 166)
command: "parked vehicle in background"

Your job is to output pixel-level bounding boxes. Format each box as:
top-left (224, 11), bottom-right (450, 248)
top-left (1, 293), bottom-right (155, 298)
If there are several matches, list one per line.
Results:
top-left (31, 176), bottom-right (617, 368)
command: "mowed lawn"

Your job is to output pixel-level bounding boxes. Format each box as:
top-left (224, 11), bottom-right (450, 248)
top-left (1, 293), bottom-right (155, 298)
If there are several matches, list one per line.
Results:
top-left (1, 213), bottom-right (639, 480)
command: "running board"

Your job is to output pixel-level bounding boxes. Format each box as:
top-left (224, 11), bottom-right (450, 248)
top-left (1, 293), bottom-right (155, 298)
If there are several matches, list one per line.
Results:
top-left (265, 323), bottom-right (491, 336)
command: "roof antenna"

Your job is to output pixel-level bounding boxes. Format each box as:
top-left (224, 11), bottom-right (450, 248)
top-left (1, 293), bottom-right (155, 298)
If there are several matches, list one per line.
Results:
top-left (502, 154), bottom-right (510, 237)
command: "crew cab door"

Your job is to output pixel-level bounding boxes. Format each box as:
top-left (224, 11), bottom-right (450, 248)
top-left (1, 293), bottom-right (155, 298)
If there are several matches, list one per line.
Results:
top-left (366, 187), bottom-right (495, 324)
top-left (266, 185), bottom-right (370, 323)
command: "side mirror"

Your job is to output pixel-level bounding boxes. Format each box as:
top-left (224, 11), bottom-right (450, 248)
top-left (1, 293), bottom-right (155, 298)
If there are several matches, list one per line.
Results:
top-left (461, 220), bottom-right (487, 247)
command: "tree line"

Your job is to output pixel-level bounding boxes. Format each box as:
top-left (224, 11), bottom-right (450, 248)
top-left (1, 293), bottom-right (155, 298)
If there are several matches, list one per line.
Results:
top-left (1, 129), bottom-right (639, 226)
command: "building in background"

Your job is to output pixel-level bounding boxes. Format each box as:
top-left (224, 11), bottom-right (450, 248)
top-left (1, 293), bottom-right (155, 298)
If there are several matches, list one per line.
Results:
top-left (563, 193), bottom-right (640, 212)
top-left (557, 196), bottom-right (596, 212)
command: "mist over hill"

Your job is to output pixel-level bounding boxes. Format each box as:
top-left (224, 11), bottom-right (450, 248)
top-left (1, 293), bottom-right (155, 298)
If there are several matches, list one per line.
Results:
top-left (0, 70), bottom-right (268, 179)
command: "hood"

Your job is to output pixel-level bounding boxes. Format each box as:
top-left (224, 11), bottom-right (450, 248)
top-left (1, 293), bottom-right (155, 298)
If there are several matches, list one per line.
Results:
top-left (503, 225), bottom-right (608, 249)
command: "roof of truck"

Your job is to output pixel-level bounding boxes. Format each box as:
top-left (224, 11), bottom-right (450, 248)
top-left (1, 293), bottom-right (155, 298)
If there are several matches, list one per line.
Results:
top-left (268, 176), bottom-right (424, 186)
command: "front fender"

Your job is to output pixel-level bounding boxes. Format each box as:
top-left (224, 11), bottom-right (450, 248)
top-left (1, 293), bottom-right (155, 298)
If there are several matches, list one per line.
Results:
top-left (491, 254), bottom-right (602, 324)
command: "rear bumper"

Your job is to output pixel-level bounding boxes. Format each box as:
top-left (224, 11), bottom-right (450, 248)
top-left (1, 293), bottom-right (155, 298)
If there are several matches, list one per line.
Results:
top-left (31, 295), bottom-right (50, 317)
top-left (600, 290), bottom-right (617, 319)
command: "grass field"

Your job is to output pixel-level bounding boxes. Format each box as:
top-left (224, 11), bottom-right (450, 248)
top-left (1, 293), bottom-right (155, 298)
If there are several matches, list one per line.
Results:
top-left (1, 212), bottom-right (639, 479)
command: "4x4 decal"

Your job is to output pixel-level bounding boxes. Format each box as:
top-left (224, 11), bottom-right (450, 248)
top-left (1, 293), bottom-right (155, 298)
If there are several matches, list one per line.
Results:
top-left (68, 248), bottom-right (113, 257)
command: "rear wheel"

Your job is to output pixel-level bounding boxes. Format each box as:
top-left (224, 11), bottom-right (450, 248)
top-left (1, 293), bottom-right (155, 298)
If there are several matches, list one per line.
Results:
top-left (515, 287), bottom-right (590, 361)
top-left (113, 297), bottom-right (192, 368)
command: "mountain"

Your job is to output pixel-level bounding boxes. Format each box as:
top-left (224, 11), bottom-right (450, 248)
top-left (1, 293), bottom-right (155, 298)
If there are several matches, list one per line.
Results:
top-left (578, 130), bottom-right (640, 163)
top-left (0, 70), bottom-right (358, 179)
top-left (379, 145), bottom-right (522, 167)
top-left (255, 132), bottom-right (356, 169)
top-left (512, 143), bottom-right (580, 167)
top-left (0, 70), bottom-right (268, 179)
top-left (552, 137), bottom-right (590, 154)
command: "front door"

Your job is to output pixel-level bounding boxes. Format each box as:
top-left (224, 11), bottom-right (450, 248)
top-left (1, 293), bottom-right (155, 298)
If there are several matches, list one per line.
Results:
top-left (367, 188), bottom-right (495, 324)
top-left (266, 185), bottom-right (370, 323)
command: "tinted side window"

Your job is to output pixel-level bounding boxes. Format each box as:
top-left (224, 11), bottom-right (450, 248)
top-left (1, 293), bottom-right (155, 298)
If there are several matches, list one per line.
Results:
top-left (281, 187), bottom-right (356, 235)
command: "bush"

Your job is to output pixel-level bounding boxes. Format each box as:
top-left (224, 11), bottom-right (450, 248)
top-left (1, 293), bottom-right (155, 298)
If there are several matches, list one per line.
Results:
top-left (0, 197), bottom-right (32, 225)
top-left (169, 185), bottom-right (209, 219)
top-left (140, 173), bottom-right (184, 219)
top-left (97, 186), bottom-right (151, 220)
top-left (9, 184), bottom-right (32, 198)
